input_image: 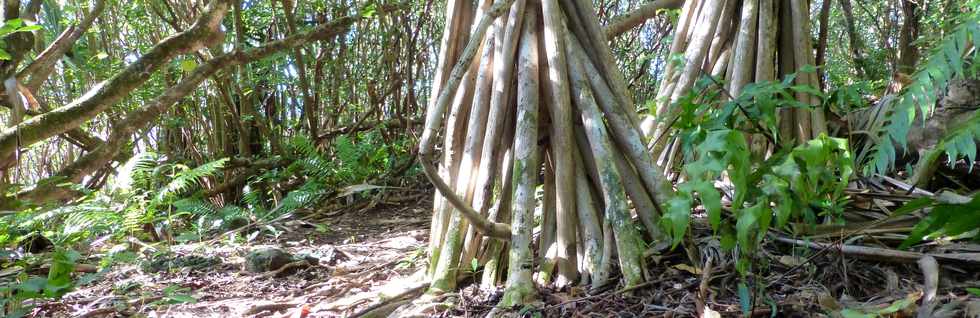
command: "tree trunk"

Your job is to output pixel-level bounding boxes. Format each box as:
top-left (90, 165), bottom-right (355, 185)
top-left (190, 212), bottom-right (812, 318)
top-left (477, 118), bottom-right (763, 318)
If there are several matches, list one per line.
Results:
top-left (418, 0), bottom-right (674, 307)
top-left (896, 0), bottom-right (921, 74)
top-left (840, 0), bottom-right (869, 78)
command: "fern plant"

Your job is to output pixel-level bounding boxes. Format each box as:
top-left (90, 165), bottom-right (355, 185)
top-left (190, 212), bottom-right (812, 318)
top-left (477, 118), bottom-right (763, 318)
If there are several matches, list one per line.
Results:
top-left (866, 12), bottom-right (980, 174)
top-left (116, 154), bottom-right (228, 237)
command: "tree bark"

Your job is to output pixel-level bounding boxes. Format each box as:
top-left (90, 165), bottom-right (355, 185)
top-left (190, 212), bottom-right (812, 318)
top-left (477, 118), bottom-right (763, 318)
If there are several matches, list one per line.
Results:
top-left (896, 0), bottom-right (921, 74)
top-left (839, 0), bottom-right (868, 78)
top-left (499, 9), bottom-right (540, 306)
top-left (814, 0), bottom-right (831, 88)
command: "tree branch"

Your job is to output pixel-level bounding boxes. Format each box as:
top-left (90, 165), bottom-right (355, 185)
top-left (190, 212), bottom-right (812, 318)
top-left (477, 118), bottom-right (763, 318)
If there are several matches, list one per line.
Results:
top-left (6, 10), bottom-right (369, 208)
top-left (18, 0), bottom-right (107, 91)
top-left (0, 0), bottom-right (232, 167)
top-left (603, 0), bottom-right (683, 39)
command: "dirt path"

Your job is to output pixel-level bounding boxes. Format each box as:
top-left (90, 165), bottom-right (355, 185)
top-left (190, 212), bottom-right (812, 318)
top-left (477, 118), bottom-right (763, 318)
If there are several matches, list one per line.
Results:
top-left (36, 197), bottom-right (433, 318)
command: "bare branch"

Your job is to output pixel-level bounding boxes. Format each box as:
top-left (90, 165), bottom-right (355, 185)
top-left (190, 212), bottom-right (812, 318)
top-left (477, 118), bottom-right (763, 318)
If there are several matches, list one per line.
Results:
top-left (604, 0), bottom-right (683, 39)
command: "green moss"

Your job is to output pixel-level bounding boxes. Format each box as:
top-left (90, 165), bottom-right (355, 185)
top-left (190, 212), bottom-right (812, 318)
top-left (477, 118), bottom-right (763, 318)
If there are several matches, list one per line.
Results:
top-left (429, 218), bottom-right (465, 293)
top-left (480, 240), bottom-right (505, 287)
top-left (498, 281), bottom-right (536, 308)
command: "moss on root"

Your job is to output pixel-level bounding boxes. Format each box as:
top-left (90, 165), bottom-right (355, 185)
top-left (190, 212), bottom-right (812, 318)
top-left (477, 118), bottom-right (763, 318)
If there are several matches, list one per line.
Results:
top-left (497, 281), bottom-right (536, 308)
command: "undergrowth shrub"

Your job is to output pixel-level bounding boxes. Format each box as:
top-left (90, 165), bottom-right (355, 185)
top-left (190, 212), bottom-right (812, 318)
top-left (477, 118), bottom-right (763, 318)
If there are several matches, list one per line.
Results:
top-left (664, 72), bottom-right (853, 273)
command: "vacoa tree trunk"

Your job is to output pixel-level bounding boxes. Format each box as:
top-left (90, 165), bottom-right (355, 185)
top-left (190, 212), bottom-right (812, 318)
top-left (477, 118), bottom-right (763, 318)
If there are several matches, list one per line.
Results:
top-left (418, 0), bottom-right (673, 307)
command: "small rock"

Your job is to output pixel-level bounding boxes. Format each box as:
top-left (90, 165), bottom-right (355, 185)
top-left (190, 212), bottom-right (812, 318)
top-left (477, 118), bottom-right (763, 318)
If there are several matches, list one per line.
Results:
top-left (245, 247), bottom-right (294, 273)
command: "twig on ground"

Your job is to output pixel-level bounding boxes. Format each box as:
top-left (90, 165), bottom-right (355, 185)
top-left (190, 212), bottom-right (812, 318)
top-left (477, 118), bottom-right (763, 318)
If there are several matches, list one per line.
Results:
top-left (773, 236), bottom-right (980, 264)
top-left (695, 256), bottom-right (714, 316)
top-left (917, 256), bottom-right (939, 318)
top-left (244, 302), bottom-right (303, 316)
top-left (347, 282), bottom-right (430, 318)
top-left (257, 260), bottom-right (312, 279)
top-left (546, 277), bottom-right (665, 310)
top-left (74, 307), bottom-right (117, 318)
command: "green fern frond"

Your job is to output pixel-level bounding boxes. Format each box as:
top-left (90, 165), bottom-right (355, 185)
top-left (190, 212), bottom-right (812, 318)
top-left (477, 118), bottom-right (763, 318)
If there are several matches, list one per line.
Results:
top-left (173, 198), bottom-right (218, 217)
top-left (114, 152), bottom-right (160, 193)
top-left (241, 184), bottom-right (268, 214)
top-left (867, 14), bottom-right (980, 174)
top-left (155, 158), bottom-right (229, 202)
top-left (916, 110), bottom-right (980, 172)
top-left (267, 180), bottom-right (327, 219)
top-left (61, 201), bottom-right (121, 240)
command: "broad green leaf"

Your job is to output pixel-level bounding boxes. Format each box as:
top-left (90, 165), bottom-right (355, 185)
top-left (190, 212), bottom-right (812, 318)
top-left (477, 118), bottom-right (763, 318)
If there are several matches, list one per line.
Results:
top-left (166, 294), bottom-right (197, 304)
top-left (876, 296), bottom-right (914, 314)
top-left (967, 287), bottom-right (980, 297)
top-left (840, 309), bottom-right (875, 318)
top-left (893, 197), bottom-right (935, 215)
top-left (665, 195), bottom-right (693, 247)
top-left (360, 3), bottom-right (378, 18)
top-left (45, 249), bottom-right (80, 298)
top-left (790, 85), bottom-right (823, 98)
top-left (736, 207), bottom-right (759, 252)
top-left (179, 59), bottom-right (198, 73)
top-left (694, 181), bottom-right (722, 230)
top-left (18, 25), bottom-right (41, 32)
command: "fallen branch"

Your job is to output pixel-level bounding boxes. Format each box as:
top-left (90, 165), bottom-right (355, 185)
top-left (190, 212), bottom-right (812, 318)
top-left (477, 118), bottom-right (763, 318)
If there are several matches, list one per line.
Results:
top-left (73, 295), bottom-right (165, 318)
top-left (204, 158), bottom-right (285, 197)
top-left (348, 282), bottom-right (430, 318)
top-left (695, 256), bottom-right (714, 317)
top-left (316, 117), bottom-right (423, 142)
top-left (773, 236), bottom-right (980, 264)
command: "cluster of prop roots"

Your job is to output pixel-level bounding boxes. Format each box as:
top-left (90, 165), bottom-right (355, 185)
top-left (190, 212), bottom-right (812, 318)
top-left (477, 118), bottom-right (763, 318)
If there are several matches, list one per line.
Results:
top-left (418, 0), bottom-right (675, 307)
top-left (418, 0), bottom-right (828, 308)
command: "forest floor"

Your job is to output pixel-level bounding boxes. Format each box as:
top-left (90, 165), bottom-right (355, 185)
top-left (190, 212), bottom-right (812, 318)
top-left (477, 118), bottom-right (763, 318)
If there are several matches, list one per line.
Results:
top-left (36, 192), bottom-right (433, 318)
top-left (33, 185), bottom-right (980, 317)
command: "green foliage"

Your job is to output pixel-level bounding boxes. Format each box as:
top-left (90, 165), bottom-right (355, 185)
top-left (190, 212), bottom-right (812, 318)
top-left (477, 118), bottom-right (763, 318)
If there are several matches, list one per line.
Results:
top-left (968, 287), bottom-right (980, 297)
top-left (153, 285), bottom-right (197, 305)
top-left (664, 76), bottom-right (853, 273)
top-left (866, 12), bottom-right (980, 174)
top-left (916, 110), bottom-right (980, 171)
top-left (893, 193), bottom-right (980, 249)
top-left (0, 153), bottom-right (231, 248)
top-left (0, 18), bottom-right (42, 60)
top-left (0, 248), bottom-right (81, 315)
top-left (112, 154), bottom-right (228, 237)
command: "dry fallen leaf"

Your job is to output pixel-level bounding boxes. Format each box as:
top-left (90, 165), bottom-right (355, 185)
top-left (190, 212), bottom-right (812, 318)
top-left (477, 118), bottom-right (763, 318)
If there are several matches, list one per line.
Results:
top-left (672, 263), bottom-right (702, 275)
top-left (778, 255), bottom-right (806, 267)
